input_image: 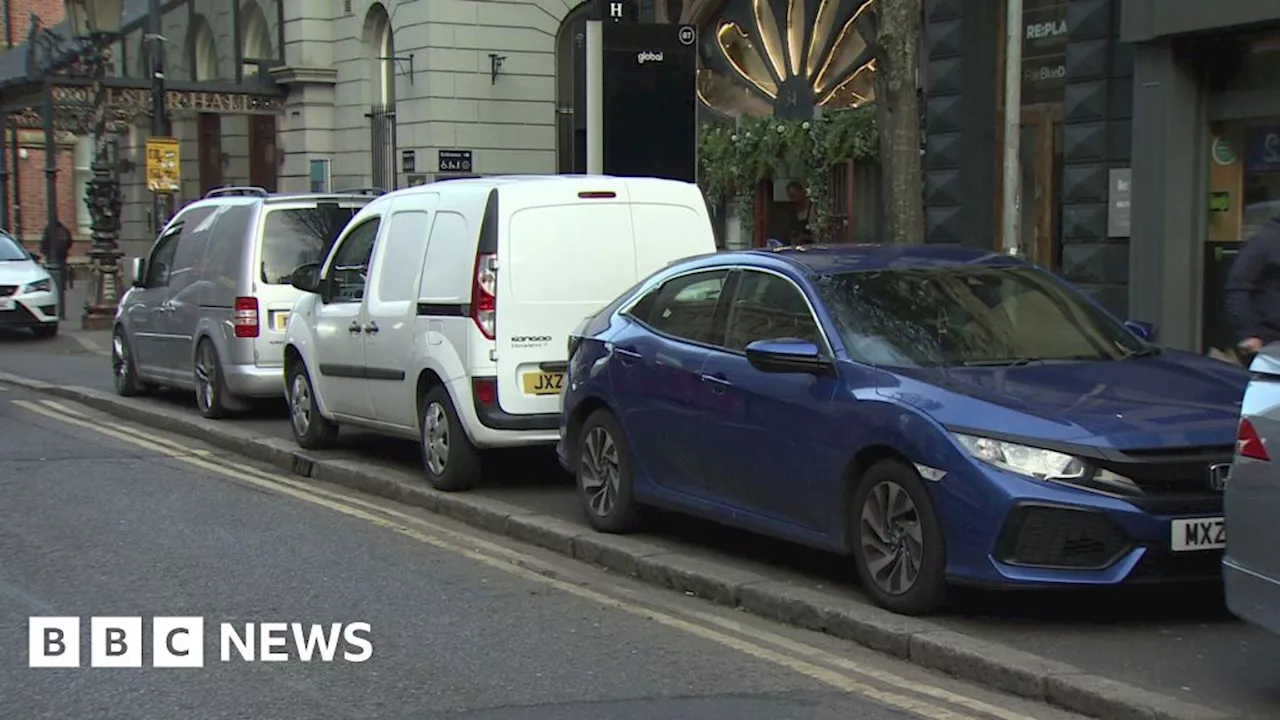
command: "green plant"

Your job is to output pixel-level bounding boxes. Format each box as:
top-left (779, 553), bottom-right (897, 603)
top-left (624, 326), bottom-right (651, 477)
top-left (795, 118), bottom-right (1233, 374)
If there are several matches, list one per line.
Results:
top-left (698, 107), bottom-right (878, 239)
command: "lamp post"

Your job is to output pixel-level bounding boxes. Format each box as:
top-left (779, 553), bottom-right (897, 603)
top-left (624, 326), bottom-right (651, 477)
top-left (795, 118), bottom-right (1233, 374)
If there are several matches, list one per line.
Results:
top-left (65, 0), bottom-right (125, 331)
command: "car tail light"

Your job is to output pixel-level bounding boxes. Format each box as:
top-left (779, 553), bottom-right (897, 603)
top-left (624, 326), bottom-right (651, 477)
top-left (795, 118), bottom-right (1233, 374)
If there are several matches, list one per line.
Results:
top-left (471, 252), bottom-right (497, 340)
top-left (1237, 417), bottom-right (1270, 462)
top-left (473, 377), bottom-right (497, 405)
top-left (234, 296), bottom-right (259, 338)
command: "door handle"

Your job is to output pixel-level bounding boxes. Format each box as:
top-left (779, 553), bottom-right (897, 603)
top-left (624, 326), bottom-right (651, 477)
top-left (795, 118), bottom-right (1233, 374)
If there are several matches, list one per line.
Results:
top-left (348, 321), bottom-right (362, 334)
top-left (364, 322), bottom-right (379, 335)
top-left (700, 372), bottom-right (732, 394)
top-left (160, 302), bottom-right (174, 314)
top-left (610, 345), bottom-right (642, 365)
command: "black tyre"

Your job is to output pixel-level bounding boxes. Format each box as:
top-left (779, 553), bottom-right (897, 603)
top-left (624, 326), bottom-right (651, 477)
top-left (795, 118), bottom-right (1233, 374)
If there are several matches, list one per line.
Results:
top-left (287, 361), bottom-right (338, 449)
top-left (850, 459), bottom-right (947, 616)
top-left (194, 339), bottom-right (235, 419)
top-left (111, 328), bottom-right (147, 397)
top-left (31, 323), bottom-right (58, 339)
top-left (575, 409), bottom-right (641, 533)
top-left (419, 385), bottom-right (481, 492)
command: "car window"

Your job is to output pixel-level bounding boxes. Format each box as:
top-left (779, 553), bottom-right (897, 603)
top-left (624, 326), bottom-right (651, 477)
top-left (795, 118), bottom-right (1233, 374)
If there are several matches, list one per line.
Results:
top-left (261, 204), bottom-right (360, 284)
top-left (145, 228), bottom-right (182, 288)
top-left (375, 210), bottom-right (430, 303)
top-left (326, 217), bottom-right (381, 303)
top-left (725, 271), bottom-right (824, 350)
top-left (815, 267), bottom-right (1146, 366)
top-left (629, 270), bottom-right (728, 345)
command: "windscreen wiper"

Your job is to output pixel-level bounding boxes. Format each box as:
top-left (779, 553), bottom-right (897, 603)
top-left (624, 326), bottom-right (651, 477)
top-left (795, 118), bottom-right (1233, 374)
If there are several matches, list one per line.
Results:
top-left (961, 357), bottom-right (1043, 368)
top-left (1120, 346), bottom-right (1162, 359)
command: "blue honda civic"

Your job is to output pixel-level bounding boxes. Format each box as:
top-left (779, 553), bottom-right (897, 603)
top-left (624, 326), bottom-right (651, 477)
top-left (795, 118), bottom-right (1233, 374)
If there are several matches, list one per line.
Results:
top-left (556, 245), bottom-right (1250, 615)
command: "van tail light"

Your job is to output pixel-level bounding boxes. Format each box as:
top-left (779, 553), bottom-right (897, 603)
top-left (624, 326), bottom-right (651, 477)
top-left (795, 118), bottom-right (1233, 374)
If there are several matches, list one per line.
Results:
top-left (1237, 417), bottom-right (1270, 462)
top-left (471, 252), bottom-right (497, 340)
top-left (577, 191), bottom-right (617, 199)
top-left (473, 377), bottom-right (497, 405)
top-left (233, 296), bottom-right (259, 338)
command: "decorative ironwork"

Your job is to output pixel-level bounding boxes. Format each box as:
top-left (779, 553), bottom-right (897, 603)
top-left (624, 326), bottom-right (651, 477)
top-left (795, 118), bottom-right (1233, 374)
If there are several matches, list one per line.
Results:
top-left (368, 104), bottom-right (397, 192)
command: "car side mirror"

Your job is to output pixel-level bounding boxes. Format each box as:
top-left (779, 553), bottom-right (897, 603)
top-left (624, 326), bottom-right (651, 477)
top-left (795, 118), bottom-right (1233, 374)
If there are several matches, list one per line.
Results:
top-left (745, 338), bottom-right (835, 376)
top-left (129, 257), bottom-right (147, 287)
top-left (1124, 320), bottom-right (1157, 342)
top-left (290, 261), bottom-right (322, 294)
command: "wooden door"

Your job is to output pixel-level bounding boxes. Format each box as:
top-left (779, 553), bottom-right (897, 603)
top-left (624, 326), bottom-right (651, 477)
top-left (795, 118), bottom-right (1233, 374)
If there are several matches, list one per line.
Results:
top-left (247, 115), bottom-right (278, 192)
top-left (1020, 106), bottom-right (1064, 269)
top-left (197, 113), bottom-right (222, 196)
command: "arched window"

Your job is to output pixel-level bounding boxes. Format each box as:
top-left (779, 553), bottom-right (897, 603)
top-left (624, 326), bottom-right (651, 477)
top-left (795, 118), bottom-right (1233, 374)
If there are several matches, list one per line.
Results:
top-left (364, 4), bottom-right (395, 107)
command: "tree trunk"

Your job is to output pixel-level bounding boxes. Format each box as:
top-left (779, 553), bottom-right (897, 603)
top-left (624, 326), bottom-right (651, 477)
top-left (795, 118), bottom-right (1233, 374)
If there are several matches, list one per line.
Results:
top-left (874, 0), bottom-right (925, 244)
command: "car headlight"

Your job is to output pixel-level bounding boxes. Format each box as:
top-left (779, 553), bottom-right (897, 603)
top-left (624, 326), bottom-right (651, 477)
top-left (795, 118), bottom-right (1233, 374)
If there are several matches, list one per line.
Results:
top-left (23, 277), bottom-right (52, 293)
top-left (953, 433), bottom-right (1087, 480)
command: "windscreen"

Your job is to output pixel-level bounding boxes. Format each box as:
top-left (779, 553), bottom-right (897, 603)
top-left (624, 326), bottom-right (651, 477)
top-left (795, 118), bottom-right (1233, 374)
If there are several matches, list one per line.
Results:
top-left (815, 266), bottom-right (1145, 366)
top-left (260, 205), bottom-right (359, 284)
top-left (0, 232), bottom-right (28, 261)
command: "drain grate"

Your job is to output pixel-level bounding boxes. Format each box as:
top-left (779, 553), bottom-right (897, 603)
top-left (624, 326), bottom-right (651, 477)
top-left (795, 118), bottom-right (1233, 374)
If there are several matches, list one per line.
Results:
top-left (291, 454), bottom-right (315, 477)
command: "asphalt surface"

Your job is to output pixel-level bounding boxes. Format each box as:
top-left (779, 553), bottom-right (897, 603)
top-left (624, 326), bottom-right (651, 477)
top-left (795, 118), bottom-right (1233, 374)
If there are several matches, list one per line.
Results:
top-left (0, 382), bottom-right (1087, 720)
top-left (4, 326), bottom-right (1280, 718)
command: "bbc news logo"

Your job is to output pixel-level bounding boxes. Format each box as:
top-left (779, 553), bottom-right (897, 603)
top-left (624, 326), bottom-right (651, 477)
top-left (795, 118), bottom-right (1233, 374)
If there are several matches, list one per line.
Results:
top-left (29, 617), bottom-right (373, 668)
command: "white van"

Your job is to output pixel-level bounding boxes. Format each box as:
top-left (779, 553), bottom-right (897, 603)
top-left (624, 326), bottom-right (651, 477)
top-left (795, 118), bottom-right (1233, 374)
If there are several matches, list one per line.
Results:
top-left (283, 175), bottom-right (716, 491)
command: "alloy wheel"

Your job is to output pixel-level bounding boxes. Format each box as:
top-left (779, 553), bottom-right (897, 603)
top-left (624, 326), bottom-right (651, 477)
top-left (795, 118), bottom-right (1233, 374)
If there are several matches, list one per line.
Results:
top-left (859, 480), bottom-right (925, 596)
top-left (195, 344), bottom-right (216, 411)
top-left (423, 401), bottom-right (449, 475)
top-left (580, 426), bottom-right (621, 517)
top-left (290, 373), bottom-right (312, 438)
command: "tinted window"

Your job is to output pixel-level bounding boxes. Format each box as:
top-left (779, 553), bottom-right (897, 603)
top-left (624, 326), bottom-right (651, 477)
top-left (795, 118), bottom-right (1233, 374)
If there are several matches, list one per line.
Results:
top-left (375, 210), bottom-right (430, 303)
top-left (168, 207), bottom-right (217, 299)
top-left (726, 271), bottom-right (823, 350)
top-left (629, 270), bottom-right (727, 345)
top-left (815, 267), bottom-right (1145, 367)
top-left (145, 229), bottom-right (182, 287)
top-left (260, 204), bottom-right (360, 284)
top-left (0, 232), bottom-right (27, 261)
top-left (326, 218), bottom-right (380, 303)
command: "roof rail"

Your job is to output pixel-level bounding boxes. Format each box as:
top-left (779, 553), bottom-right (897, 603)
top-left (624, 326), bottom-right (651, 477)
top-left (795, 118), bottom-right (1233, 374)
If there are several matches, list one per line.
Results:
top-left (334, 187), bottom-right (387, 196)
top-left (205, 186), bottom-right (270, 198)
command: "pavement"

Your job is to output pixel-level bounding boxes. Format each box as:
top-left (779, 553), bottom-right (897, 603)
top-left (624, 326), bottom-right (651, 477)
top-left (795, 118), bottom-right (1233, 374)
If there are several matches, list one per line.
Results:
top-left (1, 311), bottom-right (1278, 719)
top-left (0, 382), bottom-right (1092, 720)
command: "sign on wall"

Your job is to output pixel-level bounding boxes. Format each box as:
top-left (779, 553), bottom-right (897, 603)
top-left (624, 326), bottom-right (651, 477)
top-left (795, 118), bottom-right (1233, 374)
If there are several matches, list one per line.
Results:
top-left (1245, 126), bottom-right (1280, 174)
top-left (1107, 168), bottom-right (1131, 237)
top-left (438, 150), bottom-right (474, 173)
top-left (401, 149), bottom-right (416, 174)
top-left (145, 137), bottom-right (181, 194)
top-left (1021, 0), bottom-right (1069, 106)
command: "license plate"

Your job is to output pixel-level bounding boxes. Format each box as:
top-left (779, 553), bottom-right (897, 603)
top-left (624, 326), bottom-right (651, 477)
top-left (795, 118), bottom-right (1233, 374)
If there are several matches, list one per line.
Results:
top-left (0, 297), bottom-right (12, 311)
top-left (272, 311), bottom-right (289, 332)
top-left (521, 371), bottom-right (564, 396)
top-left (1171, 517), bottom-right (1226, 552)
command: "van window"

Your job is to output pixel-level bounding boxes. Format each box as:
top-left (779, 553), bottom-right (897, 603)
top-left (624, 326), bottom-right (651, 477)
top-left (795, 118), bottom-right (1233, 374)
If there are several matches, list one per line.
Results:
top-left (507, 205), bottom-right (637, 303)
top-left (260, 205), bottom-right (359, 285)
top-left (167, 207), bottom-right (217, 302)
top-left (326, 217), bottom-right (381, 303)
top-left (419, 211), bottom-right (469, 300)
top-left (375, 210), bottom-right (431, 303)
top-left (198, 205), bottom-right (256, 305)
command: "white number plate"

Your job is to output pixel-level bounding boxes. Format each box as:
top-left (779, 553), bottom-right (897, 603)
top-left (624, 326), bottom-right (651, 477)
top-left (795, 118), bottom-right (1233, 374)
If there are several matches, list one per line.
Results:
top-left (1171, 517), bottom-right (1226, 552)
top-left (0, 297), bottom-right (14, 311)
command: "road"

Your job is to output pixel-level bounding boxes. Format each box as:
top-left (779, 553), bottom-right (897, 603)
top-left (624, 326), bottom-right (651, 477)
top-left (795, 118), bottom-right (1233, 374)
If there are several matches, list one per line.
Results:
top-left (3, 325), bottom-right (1280, 718)
top-left (0, 381), bottom-right (1087, 720)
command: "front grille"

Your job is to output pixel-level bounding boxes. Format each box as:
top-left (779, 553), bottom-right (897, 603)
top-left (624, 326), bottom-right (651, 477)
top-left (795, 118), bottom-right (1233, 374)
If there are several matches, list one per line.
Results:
top-left (0, 303), bottom-right (38, 326)
top-left (1092, 446), bottom-right (1234, 495)
top-left (0, 285), bottom-right (14, 297)
top-left (1127, 546), bottom-right (1223, 583)
top-left (995, 504), bottom-right (1131, 569)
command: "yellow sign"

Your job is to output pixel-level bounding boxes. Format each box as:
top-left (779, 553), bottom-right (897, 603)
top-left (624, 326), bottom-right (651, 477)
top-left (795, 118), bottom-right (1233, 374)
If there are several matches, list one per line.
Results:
top-left (146, 137), bottom-right (181, 193)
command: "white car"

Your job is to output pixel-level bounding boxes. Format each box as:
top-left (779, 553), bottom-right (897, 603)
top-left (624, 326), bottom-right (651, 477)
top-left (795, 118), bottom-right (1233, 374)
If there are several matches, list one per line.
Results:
top-left (0, 231), bottom-right (58, 338)
top-left (283, 175), bottom-right (717, 492)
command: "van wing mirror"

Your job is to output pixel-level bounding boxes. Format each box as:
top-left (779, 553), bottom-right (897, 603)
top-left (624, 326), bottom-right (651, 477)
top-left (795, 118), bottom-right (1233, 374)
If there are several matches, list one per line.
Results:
top-left (129, 257), bottom-right (146, 287)
top-left (290, 262), bottom-right (322, 294)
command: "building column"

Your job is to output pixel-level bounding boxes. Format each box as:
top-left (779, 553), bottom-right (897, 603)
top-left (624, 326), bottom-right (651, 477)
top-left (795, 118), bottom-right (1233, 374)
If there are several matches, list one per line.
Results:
top-left (271, 67), bottom-right (338, 193)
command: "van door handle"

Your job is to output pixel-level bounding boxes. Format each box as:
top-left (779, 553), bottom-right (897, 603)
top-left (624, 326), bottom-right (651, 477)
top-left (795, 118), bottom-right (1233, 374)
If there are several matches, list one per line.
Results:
top-left (364, 322), bottom-right (379, 335)
top-left (348, 321), bottom-right (362, 334)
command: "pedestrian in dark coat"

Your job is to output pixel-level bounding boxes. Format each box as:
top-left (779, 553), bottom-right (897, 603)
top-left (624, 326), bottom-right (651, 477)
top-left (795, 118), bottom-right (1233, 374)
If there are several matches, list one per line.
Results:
top-left (40, 220), bottom-right (72, 289)
top-left (1225, 215), bottom-right (1280, 362)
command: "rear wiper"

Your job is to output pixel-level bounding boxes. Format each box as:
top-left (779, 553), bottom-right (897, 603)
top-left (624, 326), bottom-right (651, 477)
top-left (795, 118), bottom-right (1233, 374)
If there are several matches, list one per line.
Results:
top-left (961, 357), bottom-right (1043, 368)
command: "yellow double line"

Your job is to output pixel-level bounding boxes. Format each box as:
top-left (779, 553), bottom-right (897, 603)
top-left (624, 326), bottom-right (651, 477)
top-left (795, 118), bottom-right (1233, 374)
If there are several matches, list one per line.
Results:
top-left (13, 396), bottom-right (1041, 720)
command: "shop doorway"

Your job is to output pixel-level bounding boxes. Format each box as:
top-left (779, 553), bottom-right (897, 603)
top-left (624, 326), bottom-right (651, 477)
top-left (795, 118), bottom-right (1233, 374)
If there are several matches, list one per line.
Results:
top-left (197, 113), bottom-right (222, 196)
top-left (247, 115), bottom-right (278, 192)
top-left (1019, 105), bottom-right (1064, 269)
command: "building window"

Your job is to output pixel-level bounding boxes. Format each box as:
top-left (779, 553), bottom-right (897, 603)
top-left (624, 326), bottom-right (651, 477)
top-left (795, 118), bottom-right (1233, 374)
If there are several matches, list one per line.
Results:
top-left (74, 137), bottom-right (94, 232)
top-left (309, 158), bottom-right (331, 193)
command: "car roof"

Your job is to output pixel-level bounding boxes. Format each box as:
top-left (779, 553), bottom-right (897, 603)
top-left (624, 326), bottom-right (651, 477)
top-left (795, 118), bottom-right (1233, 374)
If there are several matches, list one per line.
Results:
top-left (695, 244), bottom-right (1026, 277)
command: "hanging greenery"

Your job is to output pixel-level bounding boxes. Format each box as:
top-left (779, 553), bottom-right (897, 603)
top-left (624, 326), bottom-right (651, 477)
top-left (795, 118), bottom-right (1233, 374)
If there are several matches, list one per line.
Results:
top-left (698, 106), bottom-right (879, 239)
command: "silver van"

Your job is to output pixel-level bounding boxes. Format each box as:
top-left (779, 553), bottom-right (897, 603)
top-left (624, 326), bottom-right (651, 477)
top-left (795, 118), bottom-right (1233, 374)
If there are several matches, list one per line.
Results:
top-left (112, 187), bottom-right (376, 417)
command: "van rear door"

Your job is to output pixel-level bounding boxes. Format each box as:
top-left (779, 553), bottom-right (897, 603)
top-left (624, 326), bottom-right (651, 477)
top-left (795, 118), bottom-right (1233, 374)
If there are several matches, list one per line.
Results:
top-left (624, 178), bottom-right (718, 275)
top-left (494, 180), bottom-right (636, 417)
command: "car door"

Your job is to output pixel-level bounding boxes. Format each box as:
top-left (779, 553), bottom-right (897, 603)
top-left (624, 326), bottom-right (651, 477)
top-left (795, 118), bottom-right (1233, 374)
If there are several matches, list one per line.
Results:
top-left (127, 225), bottom-right (182, 379)
top-left (156, 206), bottom-right (216, 377)
top-left (364, 200), bottom-right (436, 429)
top-left (609, 268), bottom-right (732, 501)
top-left (697, 268), bottom-right (842, 532)
top-left (312, 215), bottom-right (382, 420)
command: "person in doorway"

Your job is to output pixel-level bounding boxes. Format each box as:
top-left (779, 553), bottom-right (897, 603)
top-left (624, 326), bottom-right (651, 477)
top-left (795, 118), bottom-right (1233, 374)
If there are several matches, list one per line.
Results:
top-left (40, 220), bottom-right (72, 289)
top-left (1225, 212), bottom-right (1280, 362)
top-left (785, 181), bottom-right (814, 244)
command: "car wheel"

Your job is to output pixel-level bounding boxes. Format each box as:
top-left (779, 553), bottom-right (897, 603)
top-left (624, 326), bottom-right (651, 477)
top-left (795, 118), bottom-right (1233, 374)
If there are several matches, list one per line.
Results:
top-left (288, 362), bottom-right (338, 449)
top-left (31, 323), bottom-right (58, 339)
top-left (194, 339), bottom-right (235, 420)
top-left (576, 409), bottom-right (641, 533)
top-left (850, 459), bottom-right (947, 616)
top-left (419, 385), bottom-right (481, 492)
top-left (111, 328), bottom-right (146, 397)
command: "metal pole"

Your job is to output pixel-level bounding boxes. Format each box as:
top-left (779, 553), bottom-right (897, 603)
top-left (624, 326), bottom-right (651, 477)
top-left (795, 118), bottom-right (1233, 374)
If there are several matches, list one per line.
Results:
top-left (0, 119), bottom-right (9, 233)
top-left (1000, 0), bottom-right (1024, 257)
top-left (10, 124), bottom-right (20, 238)
top-left (585, 19), bottom-right (603, 175)
top-left (149, 0), bottom-right (170, 230)
top-left (42, 78), bottom-right (64, 320)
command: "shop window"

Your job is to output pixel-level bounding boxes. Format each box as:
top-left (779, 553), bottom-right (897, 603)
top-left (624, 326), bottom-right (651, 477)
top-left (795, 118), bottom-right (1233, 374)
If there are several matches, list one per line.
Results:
top-left (1208, 121), bottom-right (1280, 243)
top-left (74, 137), bottom-right (94, 233)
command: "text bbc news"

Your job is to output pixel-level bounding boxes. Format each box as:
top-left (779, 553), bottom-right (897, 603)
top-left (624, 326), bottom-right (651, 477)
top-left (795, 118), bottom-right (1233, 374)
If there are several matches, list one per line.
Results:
top-left (28, 617), bottom-right (373, 668)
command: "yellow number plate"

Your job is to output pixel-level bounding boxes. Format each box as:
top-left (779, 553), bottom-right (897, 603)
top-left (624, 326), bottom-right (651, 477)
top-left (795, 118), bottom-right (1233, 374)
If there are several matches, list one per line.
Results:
top-left (521, 372), bottom-right (564, 396)
top-left (272, 311), bottom-right (290, 332)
